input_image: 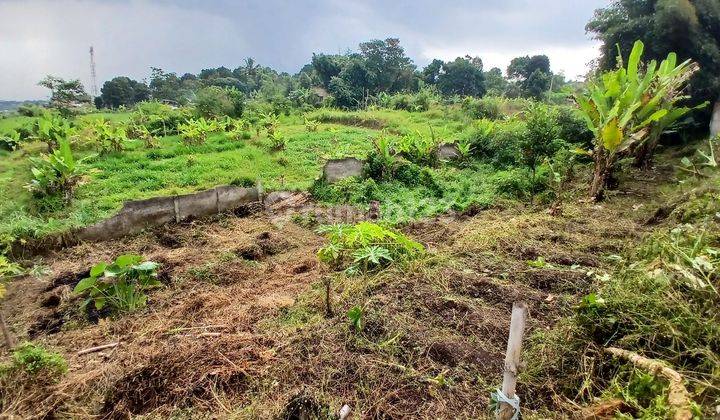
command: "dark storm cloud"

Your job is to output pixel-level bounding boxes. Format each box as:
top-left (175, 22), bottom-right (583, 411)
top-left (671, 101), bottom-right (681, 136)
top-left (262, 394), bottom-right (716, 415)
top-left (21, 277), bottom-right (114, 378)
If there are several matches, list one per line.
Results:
top-left (0, 0), bottom-right (610, 99)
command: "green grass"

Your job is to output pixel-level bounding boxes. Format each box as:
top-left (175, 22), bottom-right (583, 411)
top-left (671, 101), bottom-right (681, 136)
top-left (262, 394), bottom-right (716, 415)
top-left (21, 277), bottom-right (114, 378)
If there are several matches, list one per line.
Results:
top-left (0, 106), bottom-right (534, 240)
top-left (0, 112), bottom-right (378, 239)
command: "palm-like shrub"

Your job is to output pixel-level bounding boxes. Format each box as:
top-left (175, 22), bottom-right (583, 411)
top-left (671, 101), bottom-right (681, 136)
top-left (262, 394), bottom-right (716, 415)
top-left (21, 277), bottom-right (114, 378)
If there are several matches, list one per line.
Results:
top-left (92, 118), bottom-right (128, 153)
top-left (34, 112), bottom-right (75, 151)
top-left (576, 40), bottom-right (702, 200)
top-left (26, 139), bottom-right (84, 202)
top-left (178, 118), bottom-right (214, 145)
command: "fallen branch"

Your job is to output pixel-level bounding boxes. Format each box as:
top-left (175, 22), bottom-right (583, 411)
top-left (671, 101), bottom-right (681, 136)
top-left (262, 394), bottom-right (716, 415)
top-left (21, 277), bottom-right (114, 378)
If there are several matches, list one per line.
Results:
top-left (77, 342), bottom-right (119, 356)
top-left (604, 347), bottom-right (692, 420)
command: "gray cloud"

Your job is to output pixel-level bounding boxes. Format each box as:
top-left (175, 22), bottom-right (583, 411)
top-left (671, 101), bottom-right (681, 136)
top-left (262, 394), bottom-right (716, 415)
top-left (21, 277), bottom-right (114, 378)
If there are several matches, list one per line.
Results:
top-left (0, 0), bottom-right (610, 100)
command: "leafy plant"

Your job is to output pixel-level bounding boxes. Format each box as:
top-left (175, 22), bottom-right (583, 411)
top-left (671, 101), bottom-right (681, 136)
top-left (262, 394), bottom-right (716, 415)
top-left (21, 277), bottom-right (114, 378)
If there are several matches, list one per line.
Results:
top-left (33, 112), bottom-right (75, 151)
top-left (304, 118), bottom-right (320, 132)
top-left (127, 122), bottom-right (156, 148)
top-left (0, 131), bottom-right (21, 151)
top-left (92, 118), bottom-right (128, 153)
top-left (317, 222), bottom-right (424, 275)
top-left (73, 254), bottom-right (161, 314)
top-left (26, 139), bottom-right (84, 202)
top-left (678, 135), bottom-right (719, 178)
top-left (395, 131), bottom-right (439, 166)
top-left (575, 40), bottom-right (701, 200)
top-left (0, 256), bottom-right (23, 281)
top-left (268, 130), bottom-right (286, 150)
top-left (178, 117), bottom-right (214, 145)
top-left (347, 305), bottom-right (363, 330)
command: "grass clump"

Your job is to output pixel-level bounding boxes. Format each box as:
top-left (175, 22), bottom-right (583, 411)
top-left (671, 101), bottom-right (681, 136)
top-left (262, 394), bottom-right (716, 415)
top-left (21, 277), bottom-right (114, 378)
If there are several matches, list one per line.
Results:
top-left (1, 342), bottom-right (68, 378)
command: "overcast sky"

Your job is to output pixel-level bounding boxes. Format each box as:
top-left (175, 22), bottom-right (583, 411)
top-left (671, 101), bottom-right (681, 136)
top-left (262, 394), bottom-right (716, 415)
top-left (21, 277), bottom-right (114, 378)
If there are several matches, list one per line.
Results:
top-left (0, 0), bottom-right (611, 100)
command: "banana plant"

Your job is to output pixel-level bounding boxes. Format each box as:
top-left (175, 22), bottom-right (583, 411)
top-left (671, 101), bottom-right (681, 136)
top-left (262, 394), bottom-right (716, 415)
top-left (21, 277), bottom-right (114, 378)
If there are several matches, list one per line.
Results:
top-left (26, 138), bottom-right (85, 202)
top-left (178, 118), bottom-right (214, 145)
top-left (34, 112), bottom-right (75, 151)
top-left (575, 40), bottom-right (701, 200)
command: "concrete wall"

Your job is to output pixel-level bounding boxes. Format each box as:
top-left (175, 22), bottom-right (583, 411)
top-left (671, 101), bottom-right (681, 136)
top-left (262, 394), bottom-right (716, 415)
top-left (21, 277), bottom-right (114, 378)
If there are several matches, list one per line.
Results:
top-left (76, 186), bottom-right (260, 242)
top-left (323, 158), bottom-right (364, 183)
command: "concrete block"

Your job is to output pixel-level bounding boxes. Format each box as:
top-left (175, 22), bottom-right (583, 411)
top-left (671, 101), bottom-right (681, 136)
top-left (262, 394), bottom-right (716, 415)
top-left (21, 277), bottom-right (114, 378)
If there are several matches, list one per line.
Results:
top-left (437, 143), bottom-right (460, 160)
top-left (323, 157), bottom-right (364, 183)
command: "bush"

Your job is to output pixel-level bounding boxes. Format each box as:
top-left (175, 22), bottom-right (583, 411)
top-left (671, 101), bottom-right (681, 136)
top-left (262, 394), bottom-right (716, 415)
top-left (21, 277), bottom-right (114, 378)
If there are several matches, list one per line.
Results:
top-left (26, 139), bottom-right (84, 202)
top-left (130, 101), bottom-right (190, 137)
top-left (461, 96), bottom-right (503, 120)
top-left (5, 343), bottom-right (68, 377)
top-left (73, 254), bottom-right (161, 314)
top-left (194, 86), bottom-right (244, 119)
top-left (91, 118), bottom-right (128, 153)
top-left (310, 177), bottom-right (379, 204)
top-left (555, 105), bottom-right (593, 148)
top-left (0, 131), bottom-right (21, 151)
top-left (178, 117), bottom-right (214, 145)
top-left (16, 104), bottom-right (46, 117)
top-left (317, 222), bottom-right (424, 274)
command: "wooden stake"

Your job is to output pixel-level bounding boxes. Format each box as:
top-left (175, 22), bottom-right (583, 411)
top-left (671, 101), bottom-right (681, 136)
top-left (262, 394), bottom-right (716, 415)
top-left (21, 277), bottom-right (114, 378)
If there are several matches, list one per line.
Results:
top-left (77, 342), bottom-right (119, 356)
top-left (497, 301), bottom-right (528, 420)
top-left (324, 277), bottom-right (333, 317)
top-left (0, 310), bottom-right (15, 350)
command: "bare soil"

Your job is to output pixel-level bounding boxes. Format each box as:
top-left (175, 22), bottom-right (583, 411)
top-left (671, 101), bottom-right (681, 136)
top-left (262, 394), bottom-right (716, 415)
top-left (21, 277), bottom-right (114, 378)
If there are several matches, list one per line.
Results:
top-left (0, 166), bottom-right (670, 419)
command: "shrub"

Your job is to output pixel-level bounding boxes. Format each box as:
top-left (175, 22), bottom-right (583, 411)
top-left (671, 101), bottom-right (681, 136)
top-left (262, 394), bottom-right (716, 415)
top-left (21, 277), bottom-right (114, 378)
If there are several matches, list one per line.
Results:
top-left (16, 104), bottom-right (46, 117)
top-left (194, 86), bottom-right (244, 119)
top-left (26, 139), bottom-right (84, 202)
top-left (555, 105), bottom-right (593, 148)
top-left (268, 130), bottom-right (286, 150)
top-left (178, 118), bottom-right (214, 145)
top-left (0, 131), bottom-right (21, 151)
top-left (395, 132), bottom-right (439, 167)
top-left (130, 101), bottom-right (190, 137)
top-left (4, 343), bottom-right (67, 377)
top-left (92, 118), bottom-right (128, 153)
top-left (317, 222), bottom-right (424, 274)
top-left (33, 112), bottom-right (75, 151)
top-left (461, 96), bottom-right (503, 120)
top-left (304, 118), bottom-right (320, 132)
top-left (126, 122), bottom-right (156, 148)
top-left (73, 254), bottom-right (161, 314)
top-left (519, 103), bottom-right (560, 179)
top-left (310, 177), bottom-right (379, 204)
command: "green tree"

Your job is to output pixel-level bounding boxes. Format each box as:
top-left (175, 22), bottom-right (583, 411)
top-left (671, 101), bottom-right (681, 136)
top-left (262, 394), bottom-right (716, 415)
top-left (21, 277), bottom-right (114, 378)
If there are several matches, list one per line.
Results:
top-left (38, 76), bottom-right (92, 116)
top-left (436, 56), bottom-right (486, 97)
top-left (422, 59), bottom-right (444, 85)
top-left (359, 38), bottom-right (416, 93)
top-left (99, 77), bottom-right (150, 109)
top-left (507, 55), bottom-right (552, 99)
top-left (484, 67), bottom-right (508, 96)
top-left (149, 67), bottom-right (190, 105)
top-left (586, 0), bottom-right (720, 131)
top-left (194, 86), bottom-right (244, 118)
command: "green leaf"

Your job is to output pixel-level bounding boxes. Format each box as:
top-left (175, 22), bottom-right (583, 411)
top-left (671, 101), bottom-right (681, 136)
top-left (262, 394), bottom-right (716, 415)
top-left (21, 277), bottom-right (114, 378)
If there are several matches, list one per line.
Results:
top-left (90, 262), bottom-right (107, 278)
top-left (115, 254), bottom-right (142, 268)
top-left (601, 118), bottom-right (623, 151)
top-left (74, 277), bottom-right (98, 294)
top-left (347, 306), bottom-right (362, 330)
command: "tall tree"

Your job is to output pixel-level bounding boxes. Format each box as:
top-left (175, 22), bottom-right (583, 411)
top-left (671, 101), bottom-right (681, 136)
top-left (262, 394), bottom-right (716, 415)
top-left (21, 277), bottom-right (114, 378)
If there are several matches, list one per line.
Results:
top-left (436, 57), bottom-right (486, 97)
top-left (99, 77), bottom-right (150, 108)
top-left (359, 38), bottom-right (416, 93)
top-left (38, 75), bottom-right (91, 116)
top-left (422, 59), bottom-right (444, 85)
top-left (507, 55), bottom-right (552, 99)
top-left (586, 0), bottom-right (720, 131)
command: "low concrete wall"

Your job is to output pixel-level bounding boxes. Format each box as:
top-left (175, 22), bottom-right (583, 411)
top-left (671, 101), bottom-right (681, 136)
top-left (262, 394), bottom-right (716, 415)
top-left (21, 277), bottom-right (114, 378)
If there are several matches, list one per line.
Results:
top-left (76, 186), bottom-right (260, 242)
top-left (323, 157), bottom-right (364, 183)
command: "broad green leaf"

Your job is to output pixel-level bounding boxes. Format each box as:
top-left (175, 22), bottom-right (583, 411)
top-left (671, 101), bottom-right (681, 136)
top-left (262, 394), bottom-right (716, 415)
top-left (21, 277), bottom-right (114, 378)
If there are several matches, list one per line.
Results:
top-left (74, 277), bottom-right (98, 293)
top-left (601, 119), bottom-right (623, 151)
top-left (90, 262), bottom-right (107, 278)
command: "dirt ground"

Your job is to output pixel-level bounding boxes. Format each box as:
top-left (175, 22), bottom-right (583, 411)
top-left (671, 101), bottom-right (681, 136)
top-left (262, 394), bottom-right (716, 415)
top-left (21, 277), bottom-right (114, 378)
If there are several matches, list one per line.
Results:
top-left (0, 165), bottom-right (673, 419)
